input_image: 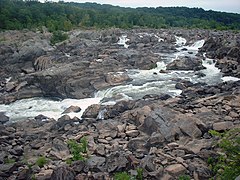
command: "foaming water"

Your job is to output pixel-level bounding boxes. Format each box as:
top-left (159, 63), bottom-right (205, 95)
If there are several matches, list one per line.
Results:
top-left (118, 35), bottom-right (129, 48)
top-left (0, 97), bottom-right (101, 122)
top-left (1, 36), bottom-right (238, 122)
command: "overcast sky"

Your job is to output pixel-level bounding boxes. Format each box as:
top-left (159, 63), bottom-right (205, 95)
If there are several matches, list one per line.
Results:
top-left (44, 0), bottom-right (240, 13)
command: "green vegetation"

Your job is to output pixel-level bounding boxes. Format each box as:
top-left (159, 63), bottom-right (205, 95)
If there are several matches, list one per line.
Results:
top-left (114, 168), bottom-right (143, 180)
top-left (4, 158), bottom-right (15, 164)
top-left (36, 156), bottom-right (48, 168)
top-left (136, 168), bottom-right (143, 180)
top-left (114, 172), bottom-right (132, 180)
top-left (0, 0), bottom-right (240, 31)
top-left (67, 137), bottom-right (88, 162)
top-left (50, 31), bottom-right (68, 45)
top-left (208, 128), bottom-right (240, 180)
top-left (178, 175), bottom-right (191, 180)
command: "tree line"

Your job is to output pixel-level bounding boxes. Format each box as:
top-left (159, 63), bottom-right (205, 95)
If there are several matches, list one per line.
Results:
top-left (0, 0), bottom-right (240, 31)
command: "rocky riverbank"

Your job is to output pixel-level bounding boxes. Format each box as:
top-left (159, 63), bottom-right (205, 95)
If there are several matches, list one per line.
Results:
top-left (0, 28), bottom-right (240, 179)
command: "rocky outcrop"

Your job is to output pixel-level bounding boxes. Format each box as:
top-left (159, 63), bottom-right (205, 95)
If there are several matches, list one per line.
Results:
top-left (167, 56), bottom-right (205, 71)
top-left (1, 78), bottom-right (239, 179)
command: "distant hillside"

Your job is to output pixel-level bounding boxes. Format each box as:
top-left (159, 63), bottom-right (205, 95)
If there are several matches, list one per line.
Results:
top-left (0, 0), bottom-right (240, 31)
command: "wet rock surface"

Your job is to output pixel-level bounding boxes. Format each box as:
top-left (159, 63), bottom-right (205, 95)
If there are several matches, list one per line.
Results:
top-left (0, 28), bottom-right (240, 179)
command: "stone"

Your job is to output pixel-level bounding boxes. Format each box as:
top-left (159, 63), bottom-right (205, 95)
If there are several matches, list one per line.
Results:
top-left (165, 164), bottom-right (186, 176)
top-left (0, 163), bottom-right (18, 177)
top-left (87, 156), bottom-right (106, 171)
top-left (63, 106), bottom-right (81, 114)
top-left (167, 56), bottom-right (205, 71)
top-left (106, 152), bottom-right (129, 173)
top-left (71, 160), bottom-right (85, 173)
top-left (50, 166), bottom-right (75, 180)
top-left (213, 121), bottom-right (234, 131)
top-left (125, 130), bottom-right (140, 137)
top-left (0, 112), bottom-right (9, 124)
top-left (82, 104), bottom-right (101, 119)
top-left (50, 138), bottom-right (71, 160)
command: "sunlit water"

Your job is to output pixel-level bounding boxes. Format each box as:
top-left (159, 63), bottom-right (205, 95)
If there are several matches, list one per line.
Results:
top-left (0, 35), bottom-right (238, 122)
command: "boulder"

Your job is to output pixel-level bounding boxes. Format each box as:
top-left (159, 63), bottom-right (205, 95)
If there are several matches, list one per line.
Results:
top-left (0, 112), bottom-right (9, 124)
top-left (50, 166), bottom-right (75, 180)
top-left (82, 104), bottom-right (101, 119)
top-left (167, 56), bottom-right (205, 71)
top-left (63, 106), bottom-right (81, 114)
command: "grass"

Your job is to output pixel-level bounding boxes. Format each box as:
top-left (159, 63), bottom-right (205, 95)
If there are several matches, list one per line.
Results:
top-left (4, 158), bottom-right (15, 164)
top-left (36, 156), bottom-right (48, 168)
top-left (114, 168), bottom-right (143, 180)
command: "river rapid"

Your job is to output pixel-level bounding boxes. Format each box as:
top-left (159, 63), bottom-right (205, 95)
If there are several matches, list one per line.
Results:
top-left (0, 35), bottom-right (239, 122)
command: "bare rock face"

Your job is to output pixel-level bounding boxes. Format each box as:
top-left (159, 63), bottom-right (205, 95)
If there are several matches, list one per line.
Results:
top-left (167, 56), bottom-right (205, 71)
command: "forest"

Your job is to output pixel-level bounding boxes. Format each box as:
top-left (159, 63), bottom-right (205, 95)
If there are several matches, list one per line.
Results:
top-left (0, 0), bottom-right (240, 31)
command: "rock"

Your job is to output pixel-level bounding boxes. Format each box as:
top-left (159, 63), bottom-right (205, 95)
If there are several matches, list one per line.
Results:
top-left (125, 130), bottom-right (140, 137)
top-left (127, 137), bottom-right (149, 154)
top-left (63, 105), bottom-right (81, 114)
top-left (82, 104), bottom-right (101, 119)
top-left (213, 121), bottom-right (234, 131)
top-left (178, 119), bottom-right (202, 138)
top-left (165, 164), bottom-right (186, 176)
top-left (167, 56), bottom-right (205, 71)
top-left (146, 132), bottom-right (165, 148)
top-left (0, 163), bottom-right (18, 177)
top-left (106, 152), bottom-right (129, 173)
top-left (71, 161), bottom-right (85, 173)
top-left (87, 156), bottom-right (106, 171)
top-left (50, 138), bottom-right (71, 160)
top-left (36, 169), bottom-right (53, 180)
top-left (50, 166), bottom-right (75, 180)
top-left (0, 112), bottom-right (9, 124)
top-left (105, 72), bottom-right (130, 85)
top-left (16, 167), bottom-right (32, 180)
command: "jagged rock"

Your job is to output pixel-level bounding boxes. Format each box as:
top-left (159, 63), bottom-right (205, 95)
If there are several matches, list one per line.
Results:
top-left (106, 152), bottom-right (129, 173)
top-left (213, 121), bottom-right (234, 131)
top-left (167, 56), bottom-right (205, 71)
top-left (82, 104), bottom-right (101, 119)
top-left (165, 164), bottom-right (186, 176)
top-left (50, 138), bottom-right (71, 160)
top-left (0, 163), bottom-right (18, 177)
top-left (50, 166), bottom-right (75, 180)
top-left (63, 105), bottom-right (81, 114)
top-left (87, 156), bottom-right (106, 172)
top-left (0, 112), bottom-right (9, 124)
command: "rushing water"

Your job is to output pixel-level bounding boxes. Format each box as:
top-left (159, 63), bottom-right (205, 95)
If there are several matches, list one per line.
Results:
top-left (1, 35), bottom-right (239, 122)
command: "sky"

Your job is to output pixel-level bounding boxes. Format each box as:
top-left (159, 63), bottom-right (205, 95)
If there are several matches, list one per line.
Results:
top-left (44, 0), bottom-right (240, 13)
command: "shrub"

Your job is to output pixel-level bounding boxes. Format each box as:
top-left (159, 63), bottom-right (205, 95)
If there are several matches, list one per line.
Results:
top-left (67, 137), bottom-right (88, 161)
top-left (208, 128), bottom-right (240, 180)
top-left (50, 31), bottom-right (68, 45)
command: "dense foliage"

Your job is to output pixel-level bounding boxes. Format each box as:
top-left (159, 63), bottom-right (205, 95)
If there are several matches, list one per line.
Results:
top-left (0, 0), bottom-right (240, 31)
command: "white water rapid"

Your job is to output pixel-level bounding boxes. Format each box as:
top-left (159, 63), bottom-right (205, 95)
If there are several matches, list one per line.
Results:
top-left (0, 35), bottom-right (239, 122)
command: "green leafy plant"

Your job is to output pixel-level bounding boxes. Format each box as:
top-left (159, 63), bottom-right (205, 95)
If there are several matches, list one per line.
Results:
top-left (178, 175), bottom-right (191, 180)
top-left (67, 137), bottom-right (88, 161)
top-left (114, 172), bottom-right (132, 180)
top-left (36, 156), bottom-right (48, 168)
top-left (136, 168), bottom-right (143, 180)
top-left (208, 128), bottom-right (240, 180)
top-left (50, 31), bottom-right (68, 45)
